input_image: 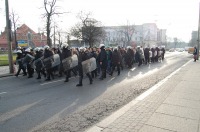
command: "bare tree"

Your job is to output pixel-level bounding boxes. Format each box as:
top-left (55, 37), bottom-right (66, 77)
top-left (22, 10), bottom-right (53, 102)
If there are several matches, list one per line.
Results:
top-left (117, 21), bottom-right (135, 47)
top-left (10, 9), bottom-right (19, 49)
top-left (43, 0), bottom-right (63, 47)
top-left (70, 12), bottom-right (106, 47)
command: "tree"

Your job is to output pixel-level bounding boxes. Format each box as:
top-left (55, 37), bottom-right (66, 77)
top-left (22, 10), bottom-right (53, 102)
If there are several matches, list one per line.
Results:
top-left (116, 21), bottom-right (135, 47)
top-left (43, 0), bottom-right (62, 47)
top-left (10, 9), bottom-right (19, 49)
top-left (70, 12), bottom-right (106, 48)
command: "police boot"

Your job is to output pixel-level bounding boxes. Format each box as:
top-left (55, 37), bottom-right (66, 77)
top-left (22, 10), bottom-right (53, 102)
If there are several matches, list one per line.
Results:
top-left (76, 77), bottom-right (83, 86)
top-left (88, 74), bottom-right (93, 84)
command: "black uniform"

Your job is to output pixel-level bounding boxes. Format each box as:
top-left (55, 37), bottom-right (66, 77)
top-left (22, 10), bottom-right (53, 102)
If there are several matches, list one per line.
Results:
top-left (44, 49), bottom-right (54, 81)
top-left (161, 48), bottom-right (165, 60)
top-left (61, 47), bottom-right (72, 82)
top-left (76, 51), bottom-right (93, 86)
top-left (26, 52), bottom-right (34, 78)
top-left (15, 53), bottom-right (27, 76)
top-left (125, 48), bottom-right (134, 68)
top-left (110, 49), bottom-right (120, 76)
top-left (144, 48), bottom-right (150, 64)
top-left (99, 47), bottom-right (107, 80)
top-left (34, 51), bottom-right (46, 79)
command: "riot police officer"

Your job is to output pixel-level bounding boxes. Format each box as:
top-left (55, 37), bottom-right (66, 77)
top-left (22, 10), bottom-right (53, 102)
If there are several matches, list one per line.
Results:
top-left (76, 47), bottom-right (93, 87)
top-left (34, 47), bottom-right (46, 79)
top-left (43, 45), bottom-right (54, 81)
top-left (15, 50), bottom-right (27, 76)
top-left (61, 43), bottom-right (72, 82)
top-left (98, 44), bottom-right (107, 80)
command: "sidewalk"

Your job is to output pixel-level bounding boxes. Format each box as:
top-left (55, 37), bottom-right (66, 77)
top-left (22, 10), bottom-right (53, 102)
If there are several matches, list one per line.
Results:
top-left (86, 59), bottom-right (200, 132)
top-left (0, 66), bottom-right (13, 77)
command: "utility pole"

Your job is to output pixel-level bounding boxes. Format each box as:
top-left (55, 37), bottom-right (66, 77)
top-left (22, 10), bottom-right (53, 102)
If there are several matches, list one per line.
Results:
top-left (197, 2), bottom-right (200, 60)
top-left (5, 0), bottom-right (14, 74)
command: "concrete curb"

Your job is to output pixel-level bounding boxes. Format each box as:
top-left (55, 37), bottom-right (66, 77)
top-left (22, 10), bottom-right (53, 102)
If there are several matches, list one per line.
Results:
top-left (0, 73), bottom-right (13, 78)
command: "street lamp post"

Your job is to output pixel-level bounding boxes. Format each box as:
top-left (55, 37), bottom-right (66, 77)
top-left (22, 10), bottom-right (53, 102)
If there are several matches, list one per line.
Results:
top-left (5, 0), bottom-right (14, 73)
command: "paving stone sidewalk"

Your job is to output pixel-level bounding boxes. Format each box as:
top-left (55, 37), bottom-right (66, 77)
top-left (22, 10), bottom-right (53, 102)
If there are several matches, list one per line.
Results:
top-left (86, 60), bottom-right (200, 132)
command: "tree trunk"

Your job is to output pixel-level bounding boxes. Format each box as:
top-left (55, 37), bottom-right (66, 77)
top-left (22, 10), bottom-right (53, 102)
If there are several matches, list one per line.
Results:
top-left (46, 15), bottom-right (52, 47)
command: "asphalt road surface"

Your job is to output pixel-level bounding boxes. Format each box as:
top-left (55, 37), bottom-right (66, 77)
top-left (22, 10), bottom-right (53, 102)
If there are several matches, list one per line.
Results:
top-left (0, 51), bottom-right (192, 132)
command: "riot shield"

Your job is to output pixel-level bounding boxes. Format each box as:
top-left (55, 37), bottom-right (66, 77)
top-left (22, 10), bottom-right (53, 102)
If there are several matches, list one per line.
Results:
top-left (52, 54), bottom-right (60, 68)
top-left (33, 57), bottom-right (44, 70)
top-left (82, 57), bottom-right (97, 73)
top-left (62, 55), bottom-right (78, 71)
top-left (22, 54), bottom-right (35, 67)
top-left (43, 55), bottom-right (54, 70)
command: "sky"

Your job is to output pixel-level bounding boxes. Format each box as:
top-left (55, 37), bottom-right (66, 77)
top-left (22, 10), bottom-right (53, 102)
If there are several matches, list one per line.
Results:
top-left (0, 0), bottom-right (199, 42)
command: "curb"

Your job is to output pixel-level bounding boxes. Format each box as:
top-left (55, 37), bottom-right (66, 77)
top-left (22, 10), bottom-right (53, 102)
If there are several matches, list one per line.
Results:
top-left (0, 74), bottom-right (13, 78)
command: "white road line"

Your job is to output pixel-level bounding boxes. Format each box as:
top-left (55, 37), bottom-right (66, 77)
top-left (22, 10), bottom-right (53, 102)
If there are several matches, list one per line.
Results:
top-left (0, 99), bottom-right (43, 122)
top-left (40, 79), bottom-right (65, 86)
top-left (0, 92), bottom-right (7, 95)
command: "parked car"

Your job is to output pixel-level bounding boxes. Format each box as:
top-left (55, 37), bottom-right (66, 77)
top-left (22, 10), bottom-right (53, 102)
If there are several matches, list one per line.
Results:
top-left (169, 48), bottom-right (175, 52)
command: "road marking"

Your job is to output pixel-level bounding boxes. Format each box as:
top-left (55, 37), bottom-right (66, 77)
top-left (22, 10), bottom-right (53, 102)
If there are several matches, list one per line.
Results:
top-left (85, 59), bottom-right (192, 132)
top-left (0, 99), bottom-right (43, 122)
top-left (40, 79), bottom-right (65, 86)
top-left (0, 92), bottom-right (7, 95)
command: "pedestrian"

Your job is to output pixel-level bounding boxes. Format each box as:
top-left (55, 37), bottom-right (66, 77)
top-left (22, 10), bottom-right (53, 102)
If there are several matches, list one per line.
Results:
top-left (91, 47), bottom-right (98, 78)
top-left (106, 46), bottom-right (112, 74)
top-left (144, 47), bottom-right (150, 64)
top-left (110, 47), bottom-right (120, 76)
top-left (125, 46), bottom-right (134, 68)
top-left (135, 46), bottom-right (142, 67)
top-left (193, 46), bottom-right (198, 62)
top-left (98, 44), bottom-right (107, 80)
top-left (161, 47), bottom-right (165, 60)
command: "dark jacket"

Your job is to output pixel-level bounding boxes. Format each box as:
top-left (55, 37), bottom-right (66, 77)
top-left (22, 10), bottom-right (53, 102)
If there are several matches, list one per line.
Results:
top-left (16, 53), bottom-right (24, 68)
top-left (112, 50), bottom-right (120, 65)
top-left (34, 51), bottom-right (43, 70)
top-left (43, 49), bottom-right (54, 69)
top-left (144, 48), bottom-right (150, 57)
top-left (193, 47), bottom-right (197, 55)
top-left (61, 48), bottom-right (71, 60)
top-left (99, 48), bottom-right (107, 68)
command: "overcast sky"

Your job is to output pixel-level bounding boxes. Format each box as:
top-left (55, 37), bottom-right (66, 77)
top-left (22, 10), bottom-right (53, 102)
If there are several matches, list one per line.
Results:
top-left (0, 0), bottom-right (199, 42)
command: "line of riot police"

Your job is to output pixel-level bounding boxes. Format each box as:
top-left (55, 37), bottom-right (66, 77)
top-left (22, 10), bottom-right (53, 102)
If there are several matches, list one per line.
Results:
top-left (14, 44), bottom-right (165, 87)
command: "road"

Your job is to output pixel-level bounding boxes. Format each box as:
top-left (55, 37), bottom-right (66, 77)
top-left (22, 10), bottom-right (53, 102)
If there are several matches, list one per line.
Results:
top-left (0, 51), bottom-right (192, 132)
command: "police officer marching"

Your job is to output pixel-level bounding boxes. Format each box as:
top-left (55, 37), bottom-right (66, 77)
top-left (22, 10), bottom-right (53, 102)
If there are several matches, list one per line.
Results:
top-left (34, 47), bottom-right (46, 79)
top-left (76, 47), bottom-right (93, 87)
top-left (15, 50), bottom-right (27, 77)
top-left (43, 45), bottom-right (54, 81)
top-left (61, 43), bottom-right (72, 82)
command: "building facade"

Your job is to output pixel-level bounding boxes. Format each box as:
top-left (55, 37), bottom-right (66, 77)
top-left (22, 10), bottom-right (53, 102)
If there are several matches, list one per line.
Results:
top-left (0, 24), bottom-right (47, 50)
top-left (103, 23), bottom-right (166, 48)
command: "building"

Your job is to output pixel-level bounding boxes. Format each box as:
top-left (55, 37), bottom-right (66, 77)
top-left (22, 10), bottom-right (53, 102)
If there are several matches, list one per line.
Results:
top-left (190, 31), bottom-right (198, 47)
top-left (103, 23), bottom-right (166, 48)
top-left (141, 23), bottom-right (158, 47)
top-left (157, 29), bottom-right (167, 46)
top-left (0, 24), bottom-right (47, 50)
